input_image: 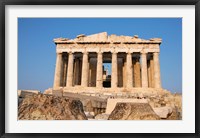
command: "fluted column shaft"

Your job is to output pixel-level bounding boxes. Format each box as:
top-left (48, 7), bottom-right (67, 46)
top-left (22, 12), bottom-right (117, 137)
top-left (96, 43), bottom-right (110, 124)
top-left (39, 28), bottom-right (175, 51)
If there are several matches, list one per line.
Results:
top-left (96, 52), bottom-right (103, 88)
top-left (150, 57), bottom-right (155, 87)
top-left (153, 52), bottom-right (162, 88)
top-left (53, 53), bottom-right (62, 88)
top-left (126, 52), bottom-right (133, 88)
top-left (111, 52), bottom-right (118, 88)
top-left (134, 57), bottom-right (141, 87)
top-left (66, 52), bottom-right (74, 87)
top-left (147, 60), bottom-right (152, 87)
top-left (74, 58), bottom-right (80, 85)
top-left (141, 52), bottom-right (148, 88)
top-left (81, 52), bottom-right (89, 87)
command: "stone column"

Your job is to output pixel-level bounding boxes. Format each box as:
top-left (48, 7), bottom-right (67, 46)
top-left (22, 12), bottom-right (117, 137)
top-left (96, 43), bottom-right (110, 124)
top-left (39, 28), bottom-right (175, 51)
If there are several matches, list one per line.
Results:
top-left (111, 52), bottom-right (118, 88)
top-left (123, 61), bottom-right (127, 87)
top-left (66, 52), bottom-right (74, 87)
top-left (150, 57), bottom-right (154, 87)
top-left (81, 52), bottom-right (89, 87)
top-left (53, 53), bottom-right (62, 88)
top-left (74, 58), bottom-right (80, 85)
top-left (78, 59), bottom-right (83, 85)
top-left (153, 52), bottom-right (162, 88)
top-left (88, 61), bottom-right (91, 86)
top-left (118, 58), bottom-right (123, 87)
top-left (132, 58), bottom-right (135, 87)
top-left (126, 52), bottom-right (133, 88)
top-left (96, 52), bottom-right (103, 88)
top-left (134, 57), bottom-right (141, 87)
top-left (62, 56), bottom-right (68, 87)
top-left (141, 52), bottom-right (148, 88)
top-left (147, 60), bottom-right (152, 87)
top-left (89, 58), bottom-right (97, 87)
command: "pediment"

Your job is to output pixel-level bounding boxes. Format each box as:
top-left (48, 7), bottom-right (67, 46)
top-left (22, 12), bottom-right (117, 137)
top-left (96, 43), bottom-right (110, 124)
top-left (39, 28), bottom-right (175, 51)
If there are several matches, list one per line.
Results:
top-left (54, 32), bottom-right (162, 44)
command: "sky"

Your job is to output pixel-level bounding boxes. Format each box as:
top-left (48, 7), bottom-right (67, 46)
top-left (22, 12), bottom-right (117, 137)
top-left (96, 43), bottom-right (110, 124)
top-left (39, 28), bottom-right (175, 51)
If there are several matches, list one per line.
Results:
top-left (18, 18), bottom-right (182, 93)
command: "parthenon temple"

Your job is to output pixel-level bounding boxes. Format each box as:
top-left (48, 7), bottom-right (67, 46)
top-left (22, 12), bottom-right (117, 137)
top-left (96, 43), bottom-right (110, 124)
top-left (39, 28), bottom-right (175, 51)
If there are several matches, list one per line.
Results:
top-left (51, 32), bottom-right (166, 94)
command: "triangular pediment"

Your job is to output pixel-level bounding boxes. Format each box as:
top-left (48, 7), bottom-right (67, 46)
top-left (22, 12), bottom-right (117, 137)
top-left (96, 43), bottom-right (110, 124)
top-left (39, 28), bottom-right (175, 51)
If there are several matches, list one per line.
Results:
top-left (54, 32), bottom-right (162, 44)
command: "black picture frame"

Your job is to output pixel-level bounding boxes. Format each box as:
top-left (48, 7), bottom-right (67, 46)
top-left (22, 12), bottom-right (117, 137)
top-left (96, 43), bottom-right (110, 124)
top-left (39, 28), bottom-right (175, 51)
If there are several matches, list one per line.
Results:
top-left (0, 0), bottom-right (199, 138)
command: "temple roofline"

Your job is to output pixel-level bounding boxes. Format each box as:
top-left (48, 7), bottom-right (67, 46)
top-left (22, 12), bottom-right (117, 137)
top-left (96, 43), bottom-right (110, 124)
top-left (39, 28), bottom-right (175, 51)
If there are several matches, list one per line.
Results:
top-left (53, 32), bottom-right (162, 45)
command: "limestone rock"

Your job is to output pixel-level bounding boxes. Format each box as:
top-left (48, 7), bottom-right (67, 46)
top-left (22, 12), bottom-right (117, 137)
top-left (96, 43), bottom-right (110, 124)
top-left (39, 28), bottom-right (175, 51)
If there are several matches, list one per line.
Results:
top-left (166, 107), bottom-right (181, 120)
top-left (18, 94), bottom-right (87, 120)
top-left (84, 111), bottom-right (95, 119)
top-left (106, 98), bottom-right (148, 114)
top-left (43, 88), bottom-right (53, 95)
top-left (95, 113), bottom-right (109, 120)
top-left (108, 103), bottom-right (160, 120)
top-left (153, 107), bottom-right (173, 119)
top-left (18, 90), bottom-right (40, 97)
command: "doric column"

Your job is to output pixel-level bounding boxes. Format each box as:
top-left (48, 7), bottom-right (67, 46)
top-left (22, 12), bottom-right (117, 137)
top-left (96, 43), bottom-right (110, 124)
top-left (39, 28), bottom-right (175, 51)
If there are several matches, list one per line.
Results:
top-left (123, 61), bottom-right (127, 87)
top-left (150, 57), bottom-right (154, 87)
top-left (74, 58), bottom-right (80, 85)
top-left (62, 56), bottom-right (68, 87)
top-left (53, 53), bottom-right (62, 88)
top-left (96, 52), bottom-right (103, 88)
top-left (126, 52), bottom-right (133, 88)
top-left (88, 62), bottom-right (92, 87)
top-left (89, 58), bottom-right (97, 87)
top-left (81, 52), bottom-right (89, 87)
top-left (111, 52), bottom-right (118, 88)
top-left (78, 59), bottom-right (83, 85)
top-left (134, 57), bottom-right (141, 87)
top-left (153, 52), bottom-right (162, 88)
top-left (141, 52), bottom-right (148, 88)
top-left (118, 58), bottom-right (123, 87)
top-left (66, 52), bottom-right (74, 87)
top-left (147, 60), bottom-right (152, 87)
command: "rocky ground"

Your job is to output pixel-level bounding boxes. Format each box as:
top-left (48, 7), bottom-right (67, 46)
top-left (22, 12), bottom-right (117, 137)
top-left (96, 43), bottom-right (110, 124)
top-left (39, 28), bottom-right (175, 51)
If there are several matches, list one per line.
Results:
top-left (18, 90), bottom-right (182, 120)
top-left (18, 94), bottom-right (87, 120)
top-left (108, 103), bottom-right (160, 120)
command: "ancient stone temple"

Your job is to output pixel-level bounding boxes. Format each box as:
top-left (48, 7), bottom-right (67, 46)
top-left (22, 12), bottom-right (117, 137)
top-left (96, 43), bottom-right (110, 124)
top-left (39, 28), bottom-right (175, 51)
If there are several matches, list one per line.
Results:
top-left (50, 32), bottom-right (166, 94)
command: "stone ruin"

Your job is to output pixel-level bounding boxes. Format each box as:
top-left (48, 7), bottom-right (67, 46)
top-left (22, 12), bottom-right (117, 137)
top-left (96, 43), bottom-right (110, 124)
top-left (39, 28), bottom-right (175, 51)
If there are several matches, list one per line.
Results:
top-left (18, 32), bottom-right (182, 120)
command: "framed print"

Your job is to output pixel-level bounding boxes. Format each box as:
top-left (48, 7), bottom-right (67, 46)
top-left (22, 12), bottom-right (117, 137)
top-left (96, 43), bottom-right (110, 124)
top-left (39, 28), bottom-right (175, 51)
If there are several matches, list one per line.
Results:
top-left (0, 0), bottom-right (200, 138)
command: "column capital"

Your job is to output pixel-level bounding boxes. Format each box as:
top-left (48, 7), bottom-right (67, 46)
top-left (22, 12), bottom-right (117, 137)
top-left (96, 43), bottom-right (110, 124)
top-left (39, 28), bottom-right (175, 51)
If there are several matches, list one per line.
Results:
top-left (126, 48), bottom-right (132, 55)
top-left (111, 46), bottom-right (118, 54)
top-left (82, 51), bottom-right (88, 55)
top-left (140, 49), bottom-right (148, 55)
top-left (153, 52), bottom-right (160, 55)
top-left (68, 51), bottom-right (74, 55)
top-left (97, 48), bottom-right (103, 54)
top-left (141, 51), bottom-right (148, 55)
top-left (126, 51), bottom-right (132, 55)
top-left (112, 51), bottom-right (118, 54)
top-left (97, 51), bottom-right (103, 55)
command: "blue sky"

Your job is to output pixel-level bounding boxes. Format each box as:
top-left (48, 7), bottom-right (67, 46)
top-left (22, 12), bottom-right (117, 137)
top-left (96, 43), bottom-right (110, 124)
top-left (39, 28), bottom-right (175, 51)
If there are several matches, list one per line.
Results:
top-left (18, 18), bottom-right (182, 93)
